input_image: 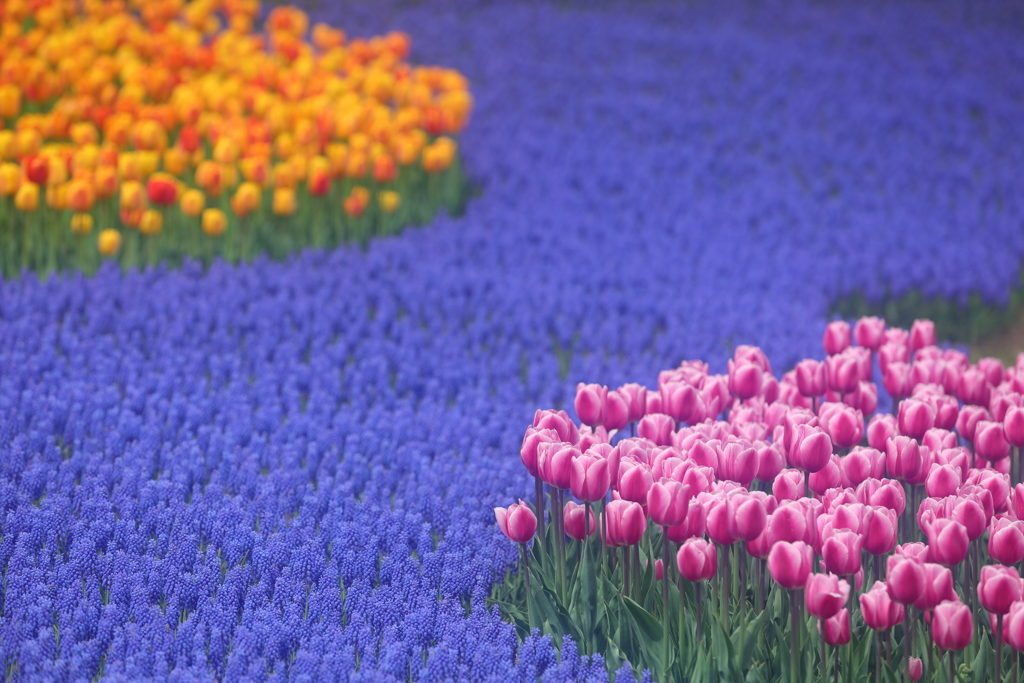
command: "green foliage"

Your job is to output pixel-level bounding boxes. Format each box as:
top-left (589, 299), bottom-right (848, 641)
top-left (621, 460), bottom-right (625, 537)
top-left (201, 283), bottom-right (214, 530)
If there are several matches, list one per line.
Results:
top-left (831, 269), bottom-right (1024, 344)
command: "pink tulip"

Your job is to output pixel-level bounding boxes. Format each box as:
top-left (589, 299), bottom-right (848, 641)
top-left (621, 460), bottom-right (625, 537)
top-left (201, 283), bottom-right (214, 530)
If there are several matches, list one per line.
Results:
top-left (824, 320), bottom-right (852, 356)
top-left (646, 392), bottom-right (664, 415)
top-left (705, 497), bottom-right (735, 545)
top-left (898, 398), bottom-right (935, 440)
top-left (883, 362), bottom-right (913, 401)
top-left (770, 502), bottom-right (813, 545)
top-left (577, 425), bottom-right (609, 452)
top-left (773, 468), bottom-right (805, 501)
top-left (855, 316), bottom-right (886, 351)
top-left (932, 600), bottom-right (973, 651)
top-left (844, 380), bottom-right (879, 415)
top-left (677, 537), bottom-right (717, 582)
top-left (618, 462), bottom-right (654, 503)
top-left (860, 581), bottom-right (905, 631)
top-left (977, 357), bottom-right (1005, 386)
top-left (717, 442), bottom-right (758, 487)
top-left (886, 555), bottom-right (926, 605)
top-left (993, 392), bottom-right (1024, 423)
top-left (863, 506), bottom-right (898, 555)
top-left (950, 495), bottom-right (988, 541)
top-left (575, 383), bottom-right (608, 428)
top-left (856, 478), bottom-right (906, 515)
top-left (910, 320), bottom-right (936, 350)
top-left (755, 442), bottom-right (786, 483)
top-left (605, 500), bottom-right (646, 547)
top-left (783, 409), bottom-right (819, 453)
top-left (661, 381), bottom-right (698, 424)
top-left (637, 413), bottom-right (675, 446)
top-left (538, 442), bottom-right (579, 489)
top-left (989, 518), bottom-right (1024, 566)
top-left (821, 403), bottom-right (864, 449)
top-left (791, 424), bottom-right (833, 474)
top-left (680, 465), bottom-right (715, 494)
top-left (806, 573), bottom-right (850, 619)
top-left (867, 414), bottom-right (898, 451)
top-left (795, 359), bottom-right (826, 398)
top-left (826, 352), bottom-right (860, 394)
top-left (822, 489), bottom-right (857, 513)
top-left (648, 479), bottom-right (690, 527)
top-left (727, 493), bottom-right (767, 542)
top-left (907, 658), bottom-right (922, 683)
top-left (840, 447), bottom-right (885, 488)
top-left (570, 453), bottom-right (610, 503)
top-left (768, 540), bottom-right (814, 590)
top-left (666, 499), bottom-right (707, 542)
top-left (808, 455), bottom-right (841, 496)
top-left (958, 368), bottom-right (991, 407)
top-left (603, 390), bottom-right (630, 432)
top-left (879, 342), bottom-right (909, 375)
top-left (886, 435), bottom-right (922, 481)
top-left (727, 359), bottom-right (764, 401)
top-left (617, 383), bottom-right (648, 423)
top-left (495, 500), bottom-right (537, 543)
top-left (925, 518), bottom-right (969, 567)
top-left (931, 394), bottom-right (960, 431)
top-left (925, 464), bottom-right (961, 499)
top-left (533, 408), bottom-right (579, 444)
top-left (923, 428), bottom-right (957, 453)
top-left (520, 427), bottom-right (559, 478)
top-left (966, 469), bottom-right (1009, 513)
top-left (746, 530), bottom-right (773, 559)
top-left (1005, 406), bottom-right (1024, 449)
top-left (734, 345), bottom-right (773, 373)
top-left (976, 421), bottom-right (1011, 462)
top-left (1003, 602), bottom-right (1024, 652)
top-left (1011, 483), bottom-right (1024, 521)
top-left (654, 558), bottom-right (664, 581)
top-left (822, 609), bottom-right (851, 646)
top-left (823, 529), bottom-right (862, 576)
top-left (979, 565), bottom-right (1023, 615)
top-left (913, 563), bottom-right (956, 611)
top-left (564, 501), bottom-right (597, 540)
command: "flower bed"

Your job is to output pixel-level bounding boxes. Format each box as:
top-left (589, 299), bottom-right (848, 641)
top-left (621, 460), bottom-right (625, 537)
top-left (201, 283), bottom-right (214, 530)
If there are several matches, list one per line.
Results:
top-left (0, 0), bottom-right (471, 276)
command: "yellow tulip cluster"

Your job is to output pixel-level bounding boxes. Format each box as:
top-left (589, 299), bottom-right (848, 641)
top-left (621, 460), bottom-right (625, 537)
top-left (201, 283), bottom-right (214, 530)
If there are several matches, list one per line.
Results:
top-left (0, 0), bottom-right (471, 275)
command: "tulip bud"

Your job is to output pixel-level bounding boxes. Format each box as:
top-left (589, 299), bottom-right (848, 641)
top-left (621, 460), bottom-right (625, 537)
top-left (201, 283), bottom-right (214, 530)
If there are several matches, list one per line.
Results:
top-left (727, 493), bottom-right (767, 542)
top-left (822, 608), bottom-right (851, 646)
top-left (538, 442), bottom-right (579, 489)
top-left (571, 454), bottom-right (611, 503)
top-left (913, 563), bottom-right (957, 611)
top-left (821, 404), bottom-right (864, 449)
top-left (795, 359), bottom-right (826, 398)
top-left (1005, 406), bottom-right (1024, 449)
top-left (769, 502), bottom-right (813, 545)
top-left (883, 362), bottom-right (912, 401)
top-left (791, 425), bottom-right (833, 474)
top-left (677, 537), bottom-right (717, 581)
top-left (822, 529), bottom-right (862, 576)
top-left (991, 518), bottom-right (1024, 565)
top-left (824, 321), bottom-right (852, 356)
top-left (773, 469), bottom-right (805, 502)
top-left (563, 501), bottom-right (597, 541)
top-left (637, 413), bottom-right (674, 446)
top-left (907, 658), bottom-right (922, 683)
top-left (1004, 602), bottom-right (1024, 652)
top-left (606, 500), bottom-right (646, 547)
top-left (533, 409), bottom-right (579, 445)
top-left (575, 383), bottom-right (608, 428)
top-left (806, 573), bottom-right (850, 619)
top-left (97, 228), bottom-right (122, 257)
top-left (976, 421), bottom-right (1011, 462)
top-left (958, 368), bottom-right (992, 407)
top-left (925, 518), bottom-right (968, 567)
top-left (768, 540), bottom-right (813, 589)
top-left (808, 455), bottom-right (841, 496)
top-left (863, 506), bottom-right (898, 555)
top-left (886, 436), bottom-right (922, 482)
top-left (855, 316), bottom-right (887, 351)
top-left (495, 500), bottom-right (537, 543)
top-left (931, 600), bottom-right (973, 651)
top-left (910, 320), bottom-right (936, 351)
top-left (879, 342), bottom-right (910, 375)
top-left (826, 352), bottom-right (860, 394)
top-left (860, 581), bottom-right (905, 631)
top-left (886, 554), bottom-right (926, 605)
top-left (648, 479), bottom-right (690, 527)
top-left (979, 565), bottom-right (1023, 615)
top-left (840, 447), bottom-right (885, 488)
top-left (617, 383), bottom-right (648, 423)
top-left (618, 462), bottom-right (654, 503)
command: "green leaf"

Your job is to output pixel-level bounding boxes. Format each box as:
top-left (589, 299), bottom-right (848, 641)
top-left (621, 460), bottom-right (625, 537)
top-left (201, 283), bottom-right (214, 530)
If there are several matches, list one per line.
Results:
top-left (622, 596), bottom-right (663, 643)
top-left (973, 632), bottom-right (990, 683)
top-left (738, 609), bottom-right (767, 672)
top-left (711, 614), bottom-right (741, 683)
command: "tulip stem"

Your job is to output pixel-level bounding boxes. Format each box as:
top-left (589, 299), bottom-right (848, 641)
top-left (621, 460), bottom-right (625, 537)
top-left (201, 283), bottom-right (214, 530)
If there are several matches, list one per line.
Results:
top-left (757, 559), bottom-right (765, 613)
top-left (623, 547), bottom-right (630, 598)
top-left (695, 581), bottom-right (702, 643)
top-left (948, 649), bottom-right (955, 683)
top-left (662, 531), bottom-right (670, 670)
top-left (996, 614), bottom-right (1003, 683)
top-left (633, 544), bottom-right (641, 597)
top-left (738, 548), bottom-right (746, 620)
top-left (535, 477), bottom-right (545, 539)
top-left (820, 618), bottom-right (827, 683)
top-left (521, 543), bottom-right (532, 630)
top-left (833, 644), bottom-right (838, 683)
top-left (790, 590), bottom-right (799, 683)
top-left (875, 630), bottom-right (881, 683)
top-left (722, 544), bottom-right (731, 629)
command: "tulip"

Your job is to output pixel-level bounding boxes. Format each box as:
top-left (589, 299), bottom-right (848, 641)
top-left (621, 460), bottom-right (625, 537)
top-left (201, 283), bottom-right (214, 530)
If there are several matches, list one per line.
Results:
top-left (667, 499), bottom-right (707, 542)
top-left (563, 501), bottom-right (597, 541)
top-left (806, 573), bottom-right (850, 619)
top-left (768, 540), bottom-right (813, 589)
top-left (856, 478), bottom-right (907, 515)
top-left (950, 495), bottom-right (988, 541)
top-left (824, 320), bottom-right (852, 356)
top-left (571, 454), bottom-right (610, 503)
top-left (661, 382), bottom-right (698, 423)
top-left (1005, 405), bottom-right (1024, 449)
top-left (70, 213), bottom-right (94, 236)
top-left (979, 565), bottom-right (1023, 615)
top-left (914, 563), bottom-right (956, 611)
top-left (773, 468), bottom-right (805, 501)
top-left (879, 342), bottom-right (909, 375)
top-left (989, 518), bottom-right (1024, 566)
top-left (637, 413), bottom-right (674, 446)
top-left (755, 442), bottom-right (786, 483)
top-left (863, 506), bottom-right (898, 555)
top-left (705, 498), bottom-right (735, 545)
top-left (910, 320), bottom-right (936, 350)
top-left (717, 442), bottom-right (758, 487)
top-left (677, 537), bottom-right (717, 581)
top-left (533, 409), bottom-right (579, 445)
top-left (907, 657), bottom-right (922, 683)
top-left (1012, 483), bottom-right (1024, 520)
top-left (845, 381), bottom-right (879, 416)
top-left (769, 502), bottom-right (813, 544)
top-left (821, 404), bottom-right (864, 449)
top-left (618, 462), bottom-right (654, 503)
top-left (932, 600), bottom-right (973, 651)
top-left (14, 182), bottom-right (39, 212)
top-left (822, 608), bottom-right (851, 646)
top-left (1004, 602), bottom-right (1024, 652)
top-left (617, 383), bottom-right (648, 422)
top-left (883, 362), bottom-right (913, 401)
top-left (200, 208), bottom-right (227, 237)
top-left (925, 518), bottom-right (968, 567)
top-left (791, 424), bottom-right (833, 473)
top-left (897, 398), bottom-right (935, 440)
top-left (855, 316), bottom-right (887, 351)
top-left (976, 421), bottom-right (1011, 462)
top-left (822, 529), bottom-right (862, 576)
top-left (495, 500), bottom-right (537, 543)
top-left (840, 447), bottom-right (884, 488)
top-left (957, 367), bottom-right (991, 407)
top-left (808, 455), bottom-right (841, 495)
top-left (886, 436), bottom-right (922, 481)
top-left (538, 442), bottom-right (579, 489)
top-left (925, 464), bottom-right (961, 499)
top-left (860, 581), bottom-right (905, 631)
top-left (146, 173), bottom-right (178, 205)
top-left (574, 383), bottom-right (608, 428)
top-left (606, 500), bottom-right (646, 547)
top-left (886, 555), bottom-right (925, 604)
top-left (795, 359), bottom-right (826, 398)
top-left (520, 427), bottom-right (558, 478)
top-left (97, 229), bottom-right (122, 257)
top-left (647, 479), bottom-right (689, 527)
top-left (967, 469), bottom-right (1009, 513)
top-left (826, 352), bottom-right (860, 394)
top-left (727, 359), bottom-right (763, 400)
top-left (923, 428), bottom-right (957, 453)
top-left (727, 493), bottom-right (767, 542)
top-left (867, 414), bottom-right (898, 451)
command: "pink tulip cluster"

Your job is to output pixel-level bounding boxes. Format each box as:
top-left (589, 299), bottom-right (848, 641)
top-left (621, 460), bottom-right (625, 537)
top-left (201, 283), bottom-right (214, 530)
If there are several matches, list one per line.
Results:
top-left (497, 315), bottom-right (1024, 678)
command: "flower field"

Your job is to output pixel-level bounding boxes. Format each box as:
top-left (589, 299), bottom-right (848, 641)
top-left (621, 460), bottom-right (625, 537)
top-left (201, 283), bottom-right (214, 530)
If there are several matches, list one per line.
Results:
top-left (2, 1), bottom-right (1024, 682)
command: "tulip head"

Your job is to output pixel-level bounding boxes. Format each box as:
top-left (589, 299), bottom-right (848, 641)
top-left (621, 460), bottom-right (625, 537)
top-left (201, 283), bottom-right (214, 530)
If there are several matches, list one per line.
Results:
top-left (677, 538), bottom-right (717, 582)
top-left (768, 540), bottom-right (813, 590)
top-left (495, 500), bottom-right (537, 544)
top-left (979, 565), bottom-right (1023, 616)
top-left (805, 573), bottom-right (850, 619)
top-left (932, 600), bottom-right (973, 651)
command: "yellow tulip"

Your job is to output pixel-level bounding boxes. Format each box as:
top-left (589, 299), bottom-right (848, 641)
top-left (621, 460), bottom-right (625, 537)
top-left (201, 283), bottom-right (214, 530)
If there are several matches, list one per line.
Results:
top-left (0, 130), bottom-right (14, 160)
top-left (14, 182), bottom-right (39, 212)
top-left (139, 209), bottom-right (163, 236)
top-left (378, 190), bottom-right (400, 214)
top-left (97, 229), bottom-right (122, 256)
top-left (163, 147), bottom-right (189, 176)
top-left (180, 188), bottom-right (206, 217)
top-left (201, 208), bottom-right (227, 236)
top-left (271, 187), bottom-right (296, 216)
top-left (120, 180), bottom-right (145, 211)
top-left (0, 163), bottom-right (20, 196)
top-left (70, 212), bottom-right (94, 235)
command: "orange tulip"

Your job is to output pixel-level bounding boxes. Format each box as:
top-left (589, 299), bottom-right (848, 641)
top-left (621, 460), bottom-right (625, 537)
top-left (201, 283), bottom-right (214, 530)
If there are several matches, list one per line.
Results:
top-left (195, 160), bottom-right (223, 194)
top-left (97, 229), bottom-right (122, 256)
top-left (240, 156), bottom-right (271, 187)
top-left (180, 188), bottom-right (205, 217)
top-left (273, 162), bottom-right (295, 189)
top-left (67, 178), bottom-right (96, 212)
top-left (163, 147), bottom-right (189, 176)
top-left (372, 154), bottom-right (396, 184)
top-left (120, 208), bottom-right (143, 228)
top-left (325, 143), bottom-right (348, 178)
top-left (139, 209), bottom-right (163, 236)
top-left (343, 186), bottom-right (369, 218)
top-left (230, 181), bottom-right (261, 217)
top-left (46, 183), bottom-right (68, 210)
top-left (15, 129), bottom-right (42, 158)
top-left (201, 208), bottom-right (227, 236)
top-left (271, 187), bottom-right (296, 216)
top-left (118, 152), bottom-right (143, 182)
top-left (70, 212), bottom-right (94, 235)
top-left (345, 151), bottom-right (368, 179)
top-left (0, 83), bottom-right (21, 119)
top-left (307, 166), bottom-right (330, 197)
top-left (94, 166), bottom-right (118, 199)
top-left (15, 181), bottom-right (39, 212)
top-left (120, 180), bottom-right (145, 211)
